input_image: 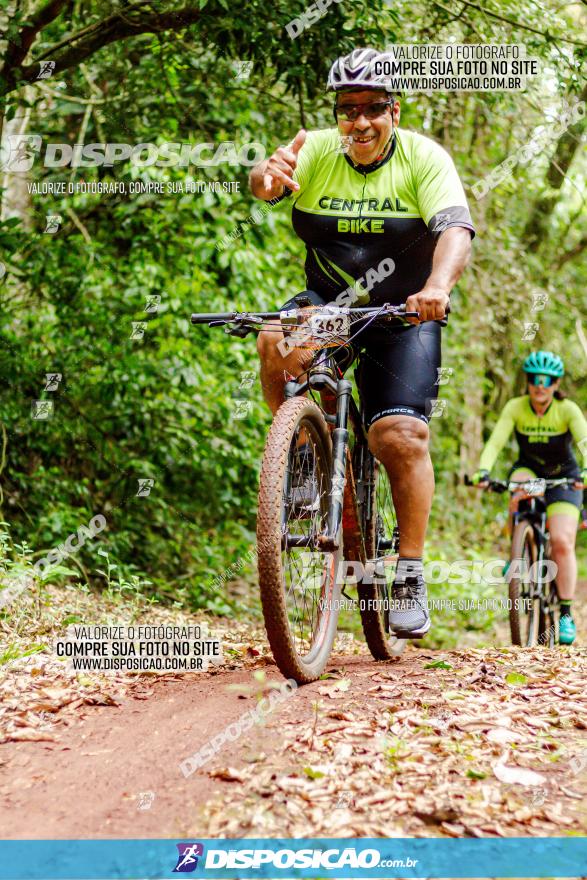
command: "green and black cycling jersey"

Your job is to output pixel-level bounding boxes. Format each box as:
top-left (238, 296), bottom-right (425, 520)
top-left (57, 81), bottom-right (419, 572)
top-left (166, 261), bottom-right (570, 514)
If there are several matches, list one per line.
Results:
top-left (281, 126), bottom-right (475, 305)
top-left (479, 396), bottom-right (587, 478)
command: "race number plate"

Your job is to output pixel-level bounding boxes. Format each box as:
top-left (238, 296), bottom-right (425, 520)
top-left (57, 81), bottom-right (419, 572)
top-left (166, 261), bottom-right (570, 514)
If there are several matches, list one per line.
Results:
top-left (525, 478), bottom-right (546, 496)
top-left (510, 478), bottom-right (546, 496)
top-left (308, 310), bottom-right (351, 340)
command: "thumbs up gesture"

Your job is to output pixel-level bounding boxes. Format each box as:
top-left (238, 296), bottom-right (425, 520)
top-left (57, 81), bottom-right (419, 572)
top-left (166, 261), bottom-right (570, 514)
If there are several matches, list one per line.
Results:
top-left (261, 129), bottom-right (306, 198)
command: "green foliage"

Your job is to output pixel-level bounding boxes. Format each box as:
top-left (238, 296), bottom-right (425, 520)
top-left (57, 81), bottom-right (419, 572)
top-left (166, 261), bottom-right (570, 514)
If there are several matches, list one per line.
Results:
top-left (0, 0), bottom-right (585, 619)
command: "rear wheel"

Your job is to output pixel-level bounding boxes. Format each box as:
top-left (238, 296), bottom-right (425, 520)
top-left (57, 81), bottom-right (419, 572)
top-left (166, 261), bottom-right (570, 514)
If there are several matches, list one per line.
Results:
top-left (358, 457), bottom-right (407, 660)
top-left (538, 582), bottom-right (558, 647)
top-left (257, 398), bottom-right (342, 683)
top-left (508, 521), bottom-right (538, 646)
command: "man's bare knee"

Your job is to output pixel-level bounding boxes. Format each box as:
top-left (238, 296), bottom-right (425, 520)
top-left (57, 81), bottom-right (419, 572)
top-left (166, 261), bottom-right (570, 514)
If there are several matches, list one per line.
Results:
top-left (368, 416), bottom-right (429, 461)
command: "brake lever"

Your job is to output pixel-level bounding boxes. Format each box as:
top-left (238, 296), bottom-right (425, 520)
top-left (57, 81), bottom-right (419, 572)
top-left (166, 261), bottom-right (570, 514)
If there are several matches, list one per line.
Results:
top-left (224, 321), bottom-right (256, 338)
top-left (393, 305), bottom-right (449, 325)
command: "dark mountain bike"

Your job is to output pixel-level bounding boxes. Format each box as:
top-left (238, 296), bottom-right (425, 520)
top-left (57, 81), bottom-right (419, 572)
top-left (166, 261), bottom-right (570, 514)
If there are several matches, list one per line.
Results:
top-left (191, 302), bottom-right (417, 682)
top-left (466, 475), bottom-right (582, 647)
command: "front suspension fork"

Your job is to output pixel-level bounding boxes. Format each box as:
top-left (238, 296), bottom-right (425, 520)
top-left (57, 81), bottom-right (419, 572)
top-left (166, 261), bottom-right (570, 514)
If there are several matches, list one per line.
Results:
top-left (319, 378), bottom-right (352, 552)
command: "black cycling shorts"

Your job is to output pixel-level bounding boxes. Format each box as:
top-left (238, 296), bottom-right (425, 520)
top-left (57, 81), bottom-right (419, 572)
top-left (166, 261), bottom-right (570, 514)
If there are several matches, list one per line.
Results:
top-left (279, 290), bottom-right (441, 429)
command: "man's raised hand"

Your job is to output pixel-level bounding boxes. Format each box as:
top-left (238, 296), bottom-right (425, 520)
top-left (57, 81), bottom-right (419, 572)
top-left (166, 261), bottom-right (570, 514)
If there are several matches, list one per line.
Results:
top-left (262, 129), bottom-right (306, 198)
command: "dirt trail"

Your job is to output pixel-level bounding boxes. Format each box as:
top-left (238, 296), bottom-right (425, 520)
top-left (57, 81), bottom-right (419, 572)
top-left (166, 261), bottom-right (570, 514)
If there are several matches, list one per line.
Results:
top-left (1, 588), bottom-right (586, 839)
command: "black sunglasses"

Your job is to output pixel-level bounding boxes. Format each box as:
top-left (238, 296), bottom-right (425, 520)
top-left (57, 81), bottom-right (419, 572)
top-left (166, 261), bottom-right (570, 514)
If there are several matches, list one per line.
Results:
top-left (334, 100), bottom-right (392, 122)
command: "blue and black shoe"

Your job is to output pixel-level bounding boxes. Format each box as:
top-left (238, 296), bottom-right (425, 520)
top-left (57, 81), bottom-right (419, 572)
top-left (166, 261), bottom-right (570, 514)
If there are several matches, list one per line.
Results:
top-left (559, 614), bottom-right (576, 646)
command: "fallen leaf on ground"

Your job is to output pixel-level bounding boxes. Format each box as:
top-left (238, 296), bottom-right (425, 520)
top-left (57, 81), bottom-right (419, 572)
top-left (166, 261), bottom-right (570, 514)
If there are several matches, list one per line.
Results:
top-left (209, 767), bottom-right (246, 782)
top-left (486, 727), bottom-right (522, 744)
top-left (492, 762), bottom-right (547, 787)
top-left (3, 730), bottom-right (56, 743)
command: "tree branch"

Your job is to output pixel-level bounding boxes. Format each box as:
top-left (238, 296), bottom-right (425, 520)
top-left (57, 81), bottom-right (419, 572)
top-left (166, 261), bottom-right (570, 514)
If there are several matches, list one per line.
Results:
top-left (1, 4), bottom-right (204, 96)
top-left (34, 0), bottom-right (156, 60)
top-left (2, 0), bottom-right (68, 73)
top-left (455, 0), bottom-right (587, 46)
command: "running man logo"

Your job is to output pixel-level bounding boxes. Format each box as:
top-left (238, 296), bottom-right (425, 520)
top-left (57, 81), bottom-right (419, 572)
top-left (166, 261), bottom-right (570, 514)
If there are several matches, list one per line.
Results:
top-left (144, 294), bottom-right (161, 313)
top-left (36, 61), bottom-right (55, 79)
top-left (137, 790), bottom-right (155, 810)
top-left (522, 322), bottom-right (539, 341)
top-left (428, 399), bottom-right (448, 418)
top-left (0, 134), bottom-right (42, 172)
top-left (44, 214), bottom-right (62, 234)
top-left (173, 843), bottom-right (204, 873)
top-left (239, 370), bottom-right (256, 390)
top-left (233, 399), bottom-right (252, 418)
top-left (433, 212), bottom-right (452, 233)
top-left (130, 321), bottom-right (148, 340)
top-left (334, 791), bottom-right (355, 809)
top-left (233, 60), bottom-right (253, 81)
top-left (334, 135), bottom-right (353, 155)
top-left (136, 478), bottom-right (155, 497)
top-left (31, 400), bottom-right (53, 420)
top-left (531, 292), bottom-right (549, 312)
top-left (45, 372), bottom-right (62, 391)
top-left (435, 367), bottom-right (453, 386)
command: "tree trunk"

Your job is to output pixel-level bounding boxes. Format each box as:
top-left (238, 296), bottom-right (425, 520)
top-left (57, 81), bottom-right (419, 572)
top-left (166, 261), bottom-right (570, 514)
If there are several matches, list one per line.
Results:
top-left (1, 85), bottom-right (35, 230)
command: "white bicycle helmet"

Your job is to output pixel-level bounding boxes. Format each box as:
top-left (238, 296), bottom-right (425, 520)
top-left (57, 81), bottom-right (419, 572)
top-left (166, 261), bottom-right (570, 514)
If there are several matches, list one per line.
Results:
top-left (327, 48), bottom-right (394, 92)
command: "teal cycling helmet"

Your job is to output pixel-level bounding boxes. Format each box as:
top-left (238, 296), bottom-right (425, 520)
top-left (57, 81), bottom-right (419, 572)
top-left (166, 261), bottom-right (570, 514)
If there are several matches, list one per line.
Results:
top-left (523, 350), bottom-right (564, 377)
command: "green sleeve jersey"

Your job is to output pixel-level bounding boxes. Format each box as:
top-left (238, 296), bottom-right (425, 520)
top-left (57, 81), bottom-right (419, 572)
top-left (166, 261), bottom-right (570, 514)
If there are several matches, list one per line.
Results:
top-left (282, 127), bottom-right (474, 305)
top-left (479, 396), bottom-right (587, 476)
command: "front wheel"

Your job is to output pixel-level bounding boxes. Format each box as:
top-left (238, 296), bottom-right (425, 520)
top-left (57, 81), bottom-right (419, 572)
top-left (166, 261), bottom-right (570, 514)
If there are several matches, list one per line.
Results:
top-left (257, 397), bottom-right (342, 683)
top-left (508, 521), bottom-right (538, 646)
top-left (359, 457), bottom-right (407, 660)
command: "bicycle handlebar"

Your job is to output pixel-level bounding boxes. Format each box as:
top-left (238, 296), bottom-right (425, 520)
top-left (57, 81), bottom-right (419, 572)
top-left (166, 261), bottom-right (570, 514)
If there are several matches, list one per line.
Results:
top-left (464, 474), bottom-right (584, 493)
top-left (191, 303), bottom-right (446, 327)
top-left (191, 310), bottom-right (281, 324)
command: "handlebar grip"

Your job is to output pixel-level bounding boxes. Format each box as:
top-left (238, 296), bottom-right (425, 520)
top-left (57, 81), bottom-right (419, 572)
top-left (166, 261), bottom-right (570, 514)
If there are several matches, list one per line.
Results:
top-left (463, 475), bottom-right (473, 486)
top-left (191, 312), bottom-right (234, 324)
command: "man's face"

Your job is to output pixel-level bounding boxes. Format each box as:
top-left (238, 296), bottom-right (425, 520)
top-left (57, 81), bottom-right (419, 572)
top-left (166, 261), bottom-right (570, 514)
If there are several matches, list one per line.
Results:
top-left (335, 89), bottom-right (399, 165)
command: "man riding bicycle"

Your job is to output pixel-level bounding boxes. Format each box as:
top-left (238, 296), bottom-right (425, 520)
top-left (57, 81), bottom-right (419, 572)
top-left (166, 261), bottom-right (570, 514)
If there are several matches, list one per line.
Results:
top-left (472, 351), bottom-right (587, 645)
top-left (250, 47), bottom-right (474, 638)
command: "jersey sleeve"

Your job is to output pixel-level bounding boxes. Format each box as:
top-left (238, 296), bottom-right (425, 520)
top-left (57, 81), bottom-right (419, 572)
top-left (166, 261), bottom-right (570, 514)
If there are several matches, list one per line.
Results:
top-left (479, 399), bottom-right (518, 472)
top-left (412, 137), bottom-right (475, 238)
top-left (564, 400), bottom-right (587, 468)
